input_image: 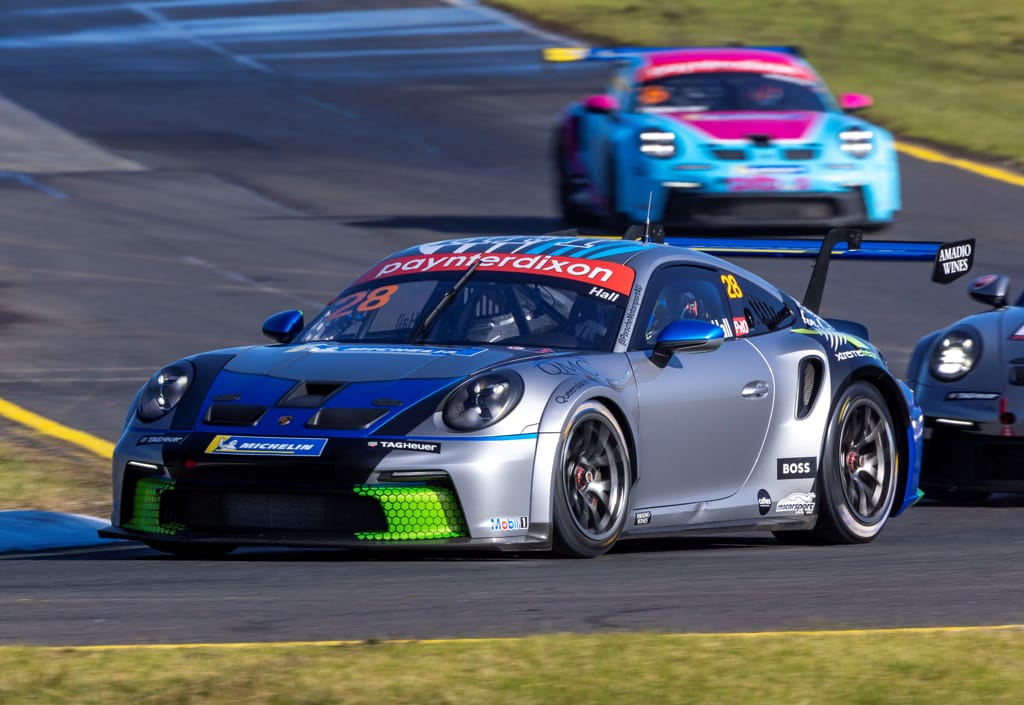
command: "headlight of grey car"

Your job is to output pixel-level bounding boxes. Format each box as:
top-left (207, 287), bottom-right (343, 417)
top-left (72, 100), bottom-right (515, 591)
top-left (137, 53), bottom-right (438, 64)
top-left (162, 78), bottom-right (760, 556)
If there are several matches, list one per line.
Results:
top-left (929, 329), bottom-right (979, 381)
top-left (442, 372), bottom-right (524, 431)
top-left (137, 361), bottom-right (195, 422)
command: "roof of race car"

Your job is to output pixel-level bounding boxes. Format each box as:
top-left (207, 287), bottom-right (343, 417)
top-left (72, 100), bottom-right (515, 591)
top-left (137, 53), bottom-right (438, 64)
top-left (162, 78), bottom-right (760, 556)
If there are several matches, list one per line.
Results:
top-left (632, 47), bottom-right (818, 84)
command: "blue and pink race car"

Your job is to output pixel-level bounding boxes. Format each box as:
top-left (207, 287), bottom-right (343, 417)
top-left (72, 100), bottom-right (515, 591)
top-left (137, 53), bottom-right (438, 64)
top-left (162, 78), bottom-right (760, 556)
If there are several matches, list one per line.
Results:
top-left (548, 46), bottom-right (900, 231)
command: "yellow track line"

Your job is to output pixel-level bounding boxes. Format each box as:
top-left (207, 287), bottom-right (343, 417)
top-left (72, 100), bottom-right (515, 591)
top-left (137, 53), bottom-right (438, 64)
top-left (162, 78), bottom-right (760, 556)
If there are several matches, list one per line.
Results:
top-left (0, 397), bottom-right (114, 459)
top-left (896, 141), bottom-right (1024, 188)
top-left (24, 624), bottom-right (1024, 651)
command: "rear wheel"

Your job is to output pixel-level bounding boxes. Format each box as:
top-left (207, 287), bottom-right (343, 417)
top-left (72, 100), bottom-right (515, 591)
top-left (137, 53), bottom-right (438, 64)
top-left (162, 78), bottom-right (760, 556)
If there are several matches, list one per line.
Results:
top-left (775, 382), bottom-right (898, 544)
top-left (552, 401), bottom-right (631, 558)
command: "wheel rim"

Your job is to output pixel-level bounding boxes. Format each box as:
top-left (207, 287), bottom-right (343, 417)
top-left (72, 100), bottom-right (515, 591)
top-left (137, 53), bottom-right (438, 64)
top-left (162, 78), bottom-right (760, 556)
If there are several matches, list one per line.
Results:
top-left (836, 397), bottom-right (895, 524)
top-left (560, 413), bottom-right (628, 541)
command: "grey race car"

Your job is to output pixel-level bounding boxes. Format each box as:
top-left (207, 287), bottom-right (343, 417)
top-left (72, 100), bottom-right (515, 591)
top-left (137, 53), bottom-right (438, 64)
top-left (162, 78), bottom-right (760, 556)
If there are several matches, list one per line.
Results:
top-left (99, 228), bottom-right (923, 557)
top-left (907, 272), bottom-right (1024, 500)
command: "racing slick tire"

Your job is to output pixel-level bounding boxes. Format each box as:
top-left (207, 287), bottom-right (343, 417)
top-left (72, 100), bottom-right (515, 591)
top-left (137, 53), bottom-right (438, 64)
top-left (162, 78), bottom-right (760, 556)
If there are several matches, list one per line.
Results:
top-left (775, 382), bottom-right (898, 545)
top-left (552, 401), bottom-right (632, 558)
top-left (145, 540), bottom-right (238, 559)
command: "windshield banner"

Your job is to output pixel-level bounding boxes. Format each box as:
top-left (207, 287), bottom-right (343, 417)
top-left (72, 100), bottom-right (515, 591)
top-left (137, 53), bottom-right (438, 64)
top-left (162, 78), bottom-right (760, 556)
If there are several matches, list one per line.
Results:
top-left (355, 252), bottom-right (636, 296)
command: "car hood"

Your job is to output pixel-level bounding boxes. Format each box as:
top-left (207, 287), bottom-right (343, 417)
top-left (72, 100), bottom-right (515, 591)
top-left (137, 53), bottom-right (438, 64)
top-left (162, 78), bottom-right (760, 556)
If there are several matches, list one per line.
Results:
top-left (664, 110), bottom-right (823, 141)
top-left (185, 342), bottom-right (562, 436)
top-left (223, 342), bottom-right (549, 381)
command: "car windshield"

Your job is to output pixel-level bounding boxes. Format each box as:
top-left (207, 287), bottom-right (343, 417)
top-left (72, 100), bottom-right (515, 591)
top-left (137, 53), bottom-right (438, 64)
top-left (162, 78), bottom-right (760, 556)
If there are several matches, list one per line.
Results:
top-left (298, 272), bottom-right (628, 351)
top-left (635, 71), bottom-right (828, 113)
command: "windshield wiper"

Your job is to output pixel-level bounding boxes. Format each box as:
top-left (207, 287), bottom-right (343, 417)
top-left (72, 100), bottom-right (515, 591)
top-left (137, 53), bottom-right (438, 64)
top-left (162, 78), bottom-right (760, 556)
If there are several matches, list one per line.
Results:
top-left (409, 260), bottom-right (481, 343)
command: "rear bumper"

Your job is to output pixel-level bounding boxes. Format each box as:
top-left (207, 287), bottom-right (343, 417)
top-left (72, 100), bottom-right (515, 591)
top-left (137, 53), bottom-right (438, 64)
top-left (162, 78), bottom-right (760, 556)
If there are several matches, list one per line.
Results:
top-left (659, 188), bottom-right (874, 229)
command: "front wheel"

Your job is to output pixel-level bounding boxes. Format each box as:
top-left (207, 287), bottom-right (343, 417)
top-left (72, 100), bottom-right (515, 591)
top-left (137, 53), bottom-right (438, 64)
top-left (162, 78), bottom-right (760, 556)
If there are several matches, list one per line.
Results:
top-left (552, 401), bottom-right (632, 558)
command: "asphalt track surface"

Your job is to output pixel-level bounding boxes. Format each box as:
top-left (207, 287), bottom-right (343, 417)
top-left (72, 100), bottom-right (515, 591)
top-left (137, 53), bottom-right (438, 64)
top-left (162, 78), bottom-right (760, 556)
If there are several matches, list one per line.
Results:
top-left (1, 0), bottom-right (1023, 646)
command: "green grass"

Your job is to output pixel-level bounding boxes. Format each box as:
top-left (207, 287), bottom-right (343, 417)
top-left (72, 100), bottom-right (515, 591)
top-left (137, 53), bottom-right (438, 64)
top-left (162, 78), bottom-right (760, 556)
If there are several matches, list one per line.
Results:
top-left (488, 0), bottom-right (1024, 168)
top-left (2, 630), bottom-right (1023, 704)
top-left (0, 422), bottom-right (110, 517)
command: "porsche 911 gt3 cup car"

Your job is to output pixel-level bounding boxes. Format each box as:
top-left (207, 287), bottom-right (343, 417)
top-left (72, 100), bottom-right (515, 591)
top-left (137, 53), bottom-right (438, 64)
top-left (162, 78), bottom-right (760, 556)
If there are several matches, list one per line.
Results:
top-left (548, 46), bottom-right (900, 230)
top-left (907, 269), bottom-right (1024, 501)
top-left (100, 228), bottom-right (925, 558)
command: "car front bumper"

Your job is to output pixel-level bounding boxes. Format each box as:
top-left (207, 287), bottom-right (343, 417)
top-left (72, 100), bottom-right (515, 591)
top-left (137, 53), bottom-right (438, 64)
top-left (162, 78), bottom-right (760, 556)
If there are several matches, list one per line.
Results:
top-left (100, 429), bottom-right (552, 551)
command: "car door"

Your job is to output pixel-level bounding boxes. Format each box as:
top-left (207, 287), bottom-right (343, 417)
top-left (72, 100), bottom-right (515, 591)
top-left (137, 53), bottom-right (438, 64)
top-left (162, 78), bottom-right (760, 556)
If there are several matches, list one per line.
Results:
top-left (627, 264), bottom-right (775, 507)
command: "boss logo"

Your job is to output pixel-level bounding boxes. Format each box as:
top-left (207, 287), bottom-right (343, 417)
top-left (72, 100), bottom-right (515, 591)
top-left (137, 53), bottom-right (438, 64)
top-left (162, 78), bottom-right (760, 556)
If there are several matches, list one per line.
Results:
top-left (777, 457), bottom-right (817, 480)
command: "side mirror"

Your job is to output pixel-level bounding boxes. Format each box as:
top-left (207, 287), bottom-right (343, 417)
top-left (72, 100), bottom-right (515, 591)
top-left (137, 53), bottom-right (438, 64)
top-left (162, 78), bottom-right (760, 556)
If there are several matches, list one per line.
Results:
top-left (651, 319), bottom-right (724, 367)
top-left (968, 274), bottom-right (1010, 308)
top-left (583, 94), bottom-right (619, 114)
top-left (839, 93), bottom-right (873, 111)
top-left (262, 309), bottom-right (304, 343)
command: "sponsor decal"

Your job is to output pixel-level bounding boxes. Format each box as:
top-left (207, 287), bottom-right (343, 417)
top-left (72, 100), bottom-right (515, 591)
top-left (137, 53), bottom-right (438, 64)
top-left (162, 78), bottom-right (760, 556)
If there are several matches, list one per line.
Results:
top-left (777, 457), bottom-right (817, 480)
top-left (138, 434), bottom-right (187, 445)
top-left (945, 392), bottom-right (1000, 401)
top-left (634, 510), bottom-right (652, 526)
top-left (205, 435), bottom-right (328, 457)
top-left (489, 516), bottom-right (529, 532)
top-left (738, 165), bottom-right (809, 175)
top-left (932, 239), bottom-right (975, 284)
top-left (617, 284), bottom-right (644, 346)
top-left (538, 359), bottom-right (598, 377)
top-left (792, 326), bottom-right (879, 362)
top-left (726, 175), bottom-right (811, 192)
top-left (757, 489), bottom-right (772, 516)
top-left (286, 343), bottom-right (485, 356)
top-left (1011, 323), bottom-right (1024, 341)
top-left (366, 439), bottom-right (441, 454)
top-left (732, 316), bottom-right (750, 336)
top-left (776, 492), bottom-right (816, 515)
top-left (277, 416), bottom-right (293, 426)
top-left (556, 379), bottom-right (588, 404)
top-left (641, 59), bottom-right (814, 82)
top-left (588, 285), bottom-right (621, 302)
top-left (355, 252), bottom-right (635, 296)
top-left (710, 318), bottom-right (733, 338)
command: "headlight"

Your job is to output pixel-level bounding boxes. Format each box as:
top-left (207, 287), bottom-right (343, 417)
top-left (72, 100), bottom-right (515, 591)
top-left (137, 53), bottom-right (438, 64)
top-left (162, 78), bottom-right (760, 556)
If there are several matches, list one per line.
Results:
top-left (442, 372), bottom-right (524, 431)
top-left (929, 329), bottom-right (980, 381)
top-left (639, 129), bottom-right (677, 158)
top-left (839, 126), bottom-right (874, 158)
top-left (137, 361), bottom-right (195, 422)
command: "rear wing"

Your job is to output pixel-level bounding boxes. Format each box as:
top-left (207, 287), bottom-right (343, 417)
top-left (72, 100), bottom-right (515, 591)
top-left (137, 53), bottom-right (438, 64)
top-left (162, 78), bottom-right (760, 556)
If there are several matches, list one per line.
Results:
top-left (542, 46), bottom-right (803, 63)
top-left (623, 225), bottom-right (974, 313)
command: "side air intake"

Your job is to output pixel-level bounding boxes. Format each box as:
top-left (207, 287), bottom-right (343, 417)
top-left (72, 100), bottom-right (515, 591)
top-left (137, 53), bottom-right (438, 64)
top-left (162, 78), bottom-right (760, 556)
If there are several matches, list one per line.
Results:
top-left (796, 357), bottom-right (824, 419)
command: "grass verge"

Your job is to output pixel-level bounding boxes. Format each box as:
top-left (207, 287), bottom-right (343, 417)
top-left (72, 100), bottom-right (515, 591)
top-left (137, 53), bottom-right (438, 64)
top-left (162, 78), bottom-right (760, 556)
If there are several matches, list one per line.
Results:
top-left (487, 0), bottom-right (1024, 169)
top-left (2, 629), bottom-right (1023, 704)
top-left (0, 420), bottom-right (110, 517)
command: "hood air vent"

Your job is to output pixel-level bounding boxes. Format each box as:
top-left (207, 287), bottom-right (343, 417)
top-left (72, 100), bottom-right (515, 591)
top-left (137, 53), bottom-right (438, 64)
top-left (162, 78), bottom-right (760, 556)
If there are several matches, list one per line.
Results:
top-left (307, 408), bottom-right (388, 430)
top-left (204, 404), bottom-right (267, 426)
top-left (279, 381), bottom-right (347, 408)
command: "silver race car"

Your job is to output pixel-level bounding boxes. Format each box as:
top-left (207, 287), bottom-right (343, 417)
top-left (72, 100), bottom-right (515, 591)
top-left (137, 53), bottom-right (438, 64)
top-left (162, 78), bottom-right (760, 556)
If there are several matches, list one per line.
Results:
top-left (101, 228), bottom-right (926, 557)
top-left (907, 269), bottom-right (1024, 501)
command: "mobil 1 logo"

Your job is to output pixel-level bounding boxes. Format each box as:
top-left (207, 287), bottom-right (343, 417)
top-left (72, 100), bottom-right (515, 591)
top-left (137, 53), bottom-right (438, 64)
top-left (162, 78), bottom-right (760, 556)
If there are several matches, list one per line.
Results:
top-left (777, 457), bottom-right (817, 480)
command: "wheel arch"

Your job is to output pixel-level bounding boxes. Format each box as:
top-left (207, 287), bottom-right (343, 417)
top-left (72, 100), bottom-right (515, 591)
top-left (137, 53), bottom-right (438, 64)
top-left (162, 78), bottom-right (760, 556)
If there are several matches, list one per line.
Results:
top-left (588, 393), bottom-right (639, 487)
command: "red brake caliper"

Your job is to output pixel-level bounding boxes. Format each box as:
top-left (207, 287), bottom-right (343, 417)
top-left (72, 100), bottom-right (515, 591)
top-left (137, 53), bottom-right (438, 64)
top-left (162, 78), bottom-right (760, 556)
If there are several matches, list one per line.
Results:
top-left (845, 450), bottom-right (859, 474)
